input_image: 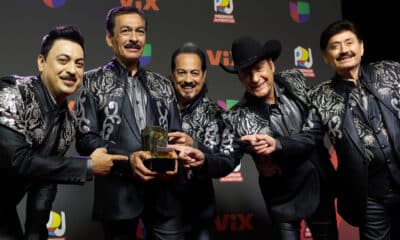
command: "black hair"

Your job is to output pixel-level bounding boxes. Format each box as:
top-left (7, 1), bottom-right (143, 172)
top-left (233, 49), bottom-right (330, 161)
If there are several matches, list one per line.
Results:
top-left (170, 42), bottom-right (207, 72)
top-left (320, 19), bottom-right (363, 51)
top-left (40, 25), bottom-right (84, 59)
top-left (106, 6), bottom-right (147, 36)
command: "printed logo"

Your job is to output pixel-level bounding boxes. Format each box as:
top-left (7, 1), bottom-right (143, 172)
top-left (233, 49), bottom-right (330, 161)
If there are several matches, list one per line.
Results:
top-left (217, 99), bottom-right (238, 111)
top-left (217, 99), bottom-right (243, 182)
top-left (206, 49), bottom-right (234, 67)
top-left (289, 1), bottom-right (310, 23)
top-left (215, 213), bottom-right (255, 232)
top-left (42, 0), bottom-right (66, 8)
top-left (294, 46), bottom-right (315, 78)
top-left (120, 0), bottom-right (160, 11)
top-left (47, 211), bottom-right (66, 239)
top-left (213, 0), bottom-right (236, 24)
top-left (139, 43), bottom-right (152, 67)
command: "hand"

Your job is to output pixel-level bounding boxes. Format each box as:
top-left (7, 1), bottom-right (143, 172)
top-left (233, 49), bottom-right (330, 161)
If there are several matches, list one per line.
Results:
top-left (129, 151), bottom-right (158, 181)
top-left (90, 148), bottom-right (128, 176)
top-left (168, 131), bottom-right (194, 146)
top-left (241, 134), bottom-right (277, 156)
top-left (168, 144), bottom-right (205, 169)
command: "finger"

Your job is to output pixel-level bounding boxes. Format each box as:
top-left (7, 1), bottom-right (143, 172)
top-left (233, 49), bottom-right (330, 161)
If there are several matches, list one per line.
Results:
top-left (109, 155), bottom-right (129, 161)
top-left (168, 132), bottom-right (182, 138)
top-left (168, 144), bottom-right (186, 152)
top-left (240, 135), bottom-right (256, 142)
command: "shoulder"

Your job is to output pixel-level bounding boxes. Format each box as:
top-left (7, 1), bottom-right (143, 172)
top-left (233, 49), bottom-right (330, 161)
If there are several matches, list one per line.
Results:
top-left (0, 75), bottom-right (35, 133)
top-left (201, 97), bottom-right (223, 114)
top-left (369, 60), bottom-right (400, 70)
top-left (142, 69), bottom-right (175, 100)
top-left (276, 68), bottom-right (307, 92)
top-left (308, 79), bottom-right (333, 99)
top-left (143, 70), bottom-right (171, 86)
top-left (368, 60), bottom-right (400, 78)
top-left (278, 68), bottom-right (305, 80)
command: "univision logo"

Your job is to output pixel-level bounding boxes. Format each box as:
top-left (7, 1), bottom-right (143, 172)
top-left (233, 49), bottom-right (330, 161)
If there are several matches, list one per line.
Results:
top-left (289, 1), bottom-right (310, 23)
top-left (42, 0), bottom-right (66, 8)
top-left (47, 211), bottom-right (66, 238)
top-left (139, 43), bottom-right (152, 67)
top-left (217, 99), bottom-right (238, 111)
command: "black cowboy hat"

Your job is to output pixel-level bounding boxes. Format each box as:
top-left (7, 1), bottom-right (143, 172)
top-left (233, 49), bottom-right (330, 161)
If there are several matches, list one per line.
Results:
top-left (220, 37), bottom-right (282, 74)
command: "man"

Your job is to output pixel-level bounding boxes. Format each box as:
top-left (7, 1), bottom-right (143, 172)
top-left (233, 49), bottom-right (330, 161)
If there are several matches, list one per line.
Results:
top-left (0, 26), bottom-right (128, 240)
top-left (168, 42), bottom-right (224, 239)
top-left (261, 20), bottom-right (400, 240)
top-left (74, 6), bottom-right (184, 240)
top-left (217, 37), bottom-right (338, 239)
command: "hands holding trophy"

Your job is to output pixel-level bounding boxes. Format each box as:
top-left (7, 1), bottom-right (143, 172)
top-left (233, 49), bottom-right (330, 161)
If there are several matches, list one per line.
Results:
top-left (130, 126), bottom-right (206, 181)
top-left (130, 126), bottom-right (177, 181)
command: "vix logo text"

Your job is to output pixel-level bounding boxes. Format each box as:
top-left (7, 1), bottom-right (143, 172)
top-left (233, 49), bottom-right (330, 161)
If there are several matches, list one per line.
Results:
top-left (120, 0), bottom-right (159, 11)
top-left (215, 213), bottom-right (254, 232)
top-left (207, 49), bottom-right (233, 67)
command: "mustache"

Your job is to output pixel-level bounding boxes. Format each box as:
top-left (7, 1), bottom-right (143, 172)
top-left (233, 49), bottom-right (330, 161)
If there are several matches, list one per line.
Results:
top-left (337, 52), bottom-right (354, 61)
top-left (180, 82), bottom-right (196, 88)
top-left (125, 41), bottom-right (141, 49)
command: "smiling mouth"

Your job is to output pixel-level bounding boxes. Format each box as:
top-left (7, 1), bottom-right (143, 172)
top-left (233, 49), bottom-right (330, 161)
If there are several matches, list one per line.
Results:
top-left (60, 77), bottom-right (77, 87)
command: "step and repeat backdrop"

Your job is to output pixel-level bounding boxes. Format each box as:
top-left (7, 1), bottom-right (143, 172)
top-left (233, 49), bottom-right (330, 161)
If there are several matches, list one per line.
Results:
top-left (0, 0), bottom-right (358, 239)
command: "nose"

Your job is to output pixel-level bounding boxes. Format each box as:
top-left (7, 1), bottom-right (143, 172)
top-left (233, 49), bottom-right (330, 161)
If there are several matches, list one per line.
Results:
top-left (251, 72), bottom-right (260, 83)
top-left (340, 43), bottom-right (349, 53)
top-left (66, 62), bottom-right (77, 75)
top-left (130, 32), bottom-right (139, 42)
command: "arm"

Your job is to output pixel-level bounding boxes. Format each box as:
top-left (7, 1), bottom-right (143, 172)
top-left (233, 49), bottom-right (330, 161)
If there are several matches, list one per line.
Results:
top-left (74, 82), bottom-right (132, 177)
top-left (241, 106), bottom-right (326, 163)
top-left (0, 124), bottom-right (88, 184)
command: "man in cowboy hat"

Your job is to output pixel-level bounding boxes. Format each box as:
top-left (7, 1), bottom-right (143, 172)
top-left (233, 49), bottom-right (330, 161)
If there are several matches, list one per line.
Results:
top-left (216, 36), bottom-right (338, 239)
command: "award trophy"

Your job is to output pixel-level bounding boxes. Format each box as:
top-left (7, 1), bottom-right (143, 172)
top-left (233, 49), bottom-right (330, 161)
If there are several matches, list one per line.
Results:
top-left (141, 126), bottom-right (175, 172)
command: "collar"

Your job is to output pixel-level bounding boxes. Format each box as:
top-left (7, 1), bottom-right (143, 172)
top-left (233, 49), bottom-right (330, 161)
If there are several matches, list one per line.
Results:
top-left (34, 76), bottom-right (68, 113)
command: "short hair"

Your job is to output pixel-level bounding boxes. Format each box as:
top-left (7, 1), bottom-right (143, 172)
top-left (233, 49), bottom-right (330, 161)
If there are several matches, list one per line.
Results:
top-left (320, 19), bottom-right (363, 51)
top-left (170, 42), bottom-right (207, 72)
top-left (106, 6), bottom-right (147, 36)
top-left (40, 25), bottom-right (85, 59)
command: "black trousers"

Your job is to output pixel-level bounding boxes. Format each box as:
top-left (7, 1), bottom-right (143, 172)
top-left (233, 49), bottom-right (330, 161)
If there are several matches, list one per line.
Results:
top-left (102, 211), bottom-right (184, 240)
top-left (359, 189), bottom-right (400, 240)
top-left (273, 187), bottom-right (338, 240)
top-left (0, 183), bottom-right (56, 240)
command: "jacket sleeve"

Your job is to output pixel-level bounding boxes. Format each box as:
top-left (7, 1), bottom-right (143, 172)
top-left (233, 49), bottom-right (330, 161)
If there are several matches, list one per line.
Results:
top-left (74, 84), bottom-right (133, 178)
top-left (203, 121), bottom-right (245, 178)
top-left (0, 124), bottom-right (88, 184)
top-left (74, 86), bottom-right (108, 156)
top-left (275, 106), bottom-right (326, 160)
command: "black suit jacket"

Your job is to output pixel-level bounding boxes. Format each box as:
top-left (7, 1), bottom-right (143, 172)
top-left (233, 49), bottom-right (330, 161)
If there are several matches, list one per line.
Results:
top-left (215, 69), bottom-right (336, 221)
top-left (280, 61), bottom-right (400, 226)
top-left (75, 59), bottom-right (183, 220)
top-left (0, 75), bottom-right (88, 238)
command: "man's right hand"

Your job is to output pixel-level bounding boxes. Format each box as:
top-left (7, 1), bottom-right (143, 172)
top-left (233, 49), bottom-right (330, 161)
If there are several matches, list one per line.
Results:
top-left (240, 134), bottom-right (277, 156)
top-left (90, 148), bottom-right (128, 176)
top-left (130, 151), bottom-right (159, 181)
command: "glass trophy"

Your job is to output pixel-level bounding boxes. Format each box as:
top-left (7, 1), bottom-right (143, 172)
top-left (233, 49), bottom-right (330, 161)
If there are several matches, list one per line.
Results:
top-left (141, 126), bottom-right (175, 172)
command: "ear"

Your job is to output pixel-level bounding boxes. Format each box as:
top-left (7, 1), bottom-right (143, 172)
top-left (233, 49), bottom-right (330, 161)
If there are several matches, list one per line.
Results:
top-left (37, 54), bottom-right (45, 73)
top-left (106, 32), bottom-right (113, 47)
top-left (360, 40), bottom-right (364, 57)
top-left (203, 70), bottom-right (207, 80)
top-left (269, 59), bottom-right (275, 73)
